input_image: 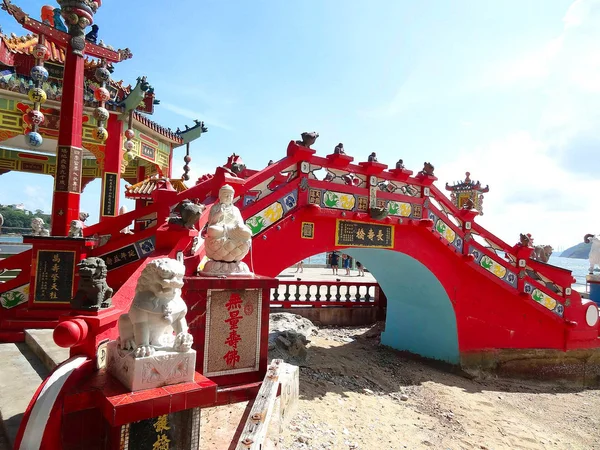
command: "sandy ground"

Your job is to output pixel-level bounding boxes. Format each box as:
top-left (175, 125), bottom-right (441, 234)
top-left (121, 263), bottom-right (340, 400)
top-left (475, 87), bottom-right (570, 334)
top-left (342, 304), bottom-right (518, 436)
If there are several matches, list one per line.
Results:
top-left (201, 323), bottom-right (600, 450)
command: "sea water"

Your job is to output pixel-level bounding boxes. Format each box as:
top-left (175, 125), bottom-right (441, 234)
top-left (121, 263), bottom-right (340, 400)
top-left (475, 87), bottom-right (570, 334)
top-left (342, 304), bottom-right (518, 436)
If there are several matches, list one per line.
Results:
top-left (303, 253), bottom-right (589, 285)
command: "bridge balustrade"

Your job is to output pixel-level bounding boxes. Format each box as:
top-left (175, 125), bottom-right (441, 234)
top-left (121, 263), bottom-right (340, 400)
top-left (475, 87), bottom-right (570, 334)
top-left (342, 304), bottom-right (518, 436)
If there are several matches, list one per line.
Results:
top-left (270, 280), bottom-right (380, 309)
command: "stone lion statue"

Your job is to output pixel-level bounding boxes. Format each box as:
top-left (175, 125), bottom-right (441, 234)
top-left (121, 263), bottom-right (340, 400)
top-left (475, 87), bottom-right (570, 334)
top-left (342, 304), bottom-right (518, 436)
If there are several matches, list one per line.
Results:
top-left (68, 220), bottom-right (84, 238)
top-left (71, 257), bottom-right (113, 310)
top-left (31, 217), bottom-right (50, 236)
top-left (118, 258), bottom-right (193, 358)
top-left (295, 131), bottom-right (319, 148)
top-left (531, 245), bottom-right (553, 263)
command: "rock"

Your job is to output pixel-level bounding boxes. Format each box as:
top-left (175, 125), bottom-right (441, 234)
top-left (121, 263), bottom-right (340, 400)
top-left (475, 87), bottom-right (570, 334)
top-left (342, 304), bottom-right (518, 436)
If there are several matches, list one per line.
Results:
top-left (277, 335), bottom-right (292, 347)
top-left (270, 312), bottom-right (318, 338)
top-left (400, 394), bottom-right (409, 401)
top-left (269, 313), bottom-right (317, 365)
top-left (363, 388), bottom-right (374, 395)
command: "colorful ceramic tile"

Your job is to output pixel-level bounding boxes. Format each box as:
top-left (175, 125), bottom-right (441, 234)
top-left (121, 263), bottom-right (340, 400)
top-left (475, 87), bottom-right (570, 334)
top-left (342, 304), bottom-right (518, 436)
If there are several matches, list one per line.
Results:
top-left (435, 219), bottom-right (456, 243)
top-left (387, 201), bottom-right (412, 217)
top-left (0, 284), bottom-right (29, 309)
top-left (246, 202), bottom-right (284, 235)
top-left (281, 190), bottom-right (298, 213)
top-left (480, 255), bottom-right (507, 279)
top-left (322, 191), bottom-right (356, 210)
top-left (531, 288), bottom-right (564, 317)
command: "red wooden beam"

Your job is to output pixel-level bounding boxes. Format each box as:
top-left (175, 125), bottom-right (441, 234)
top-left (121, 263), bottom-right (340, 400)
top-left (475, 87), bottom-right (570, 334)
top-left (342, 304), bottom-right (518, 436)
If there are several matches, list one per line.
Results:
top-left (2, 0), bottom-right (132, 63)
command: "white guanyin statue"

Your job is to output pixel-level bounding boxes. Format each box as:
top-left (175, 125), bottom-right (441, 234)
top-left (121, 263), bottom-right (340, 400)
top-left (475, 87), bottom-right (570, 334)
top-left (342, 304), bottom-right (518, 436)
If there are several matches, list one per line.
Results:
top-left (586, 234), bottom-right (600, 274)
top-left (31, 217), bottom-right (50, 236)
top-left (201, 184), bottom-right (253, 276)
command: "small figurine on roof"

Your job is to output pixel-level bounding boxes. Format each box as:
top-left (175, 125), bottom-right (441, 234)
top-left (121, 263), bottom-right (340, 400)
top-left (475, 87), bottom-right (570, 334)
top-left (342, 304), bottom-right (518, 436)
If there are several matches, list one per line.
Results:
top-left (515, 233), bottom-right (533, 248)
top-left (368, 152), bottom-right (378, 162)
top-left (295, 131), bottom-right (319, 148)
top-left (334, 143), bottom-right (345, 155)
top-left (395, 159), bottom-right (405, 170)
top-left (461, 198), bottom-right (475, 210)
top-left (420, 162), bottom-right (435, 176)
top-left (85, 24), bottom-right (99, 44)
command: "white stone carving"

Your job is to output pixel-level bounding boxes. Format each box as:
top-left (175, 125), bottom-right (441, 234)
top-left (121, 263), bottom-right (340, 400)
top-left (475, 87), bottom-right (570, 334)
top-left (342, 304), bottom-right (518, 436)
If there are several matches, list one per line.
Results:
top-left (589, 235), bottom-right (600, 274)
top-left (31, 217), bottom-right (50, 236)
top-left (109, 258), bottom-right (196, 391)
top-left (117, 258), bottom-right (193, 357)
top-left (107, 341), bottom-right (196, 391)
top-left (201, 184), bottom-right (253, 276)
top-left (68, 220), bottom-right (84, 238)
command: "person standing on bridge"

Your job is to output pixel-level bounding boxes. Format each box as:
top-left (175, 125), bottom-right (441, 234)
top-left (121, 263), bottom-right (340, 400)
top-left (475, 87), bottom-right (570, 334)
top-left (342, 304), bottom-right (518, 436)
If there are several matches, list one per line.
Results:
top-left (342, 254), bottom-right (351, 276)
top-left (356, 261), bottom-right (365, 277)
top-left (330, 251), bottom-right (340, 275)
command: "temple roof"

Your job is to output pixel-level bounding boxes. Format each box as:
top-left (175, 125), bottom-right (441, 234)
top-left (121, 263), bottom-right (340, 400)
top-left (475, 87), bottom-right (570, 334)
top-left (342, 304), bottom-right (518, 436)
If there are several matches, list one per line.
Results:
top-left (133, 111), bottom-right (183, 144)
top-left (0, 32), bottom-right (103, 69)
top-left (125, 175), bottom-right (188, 199)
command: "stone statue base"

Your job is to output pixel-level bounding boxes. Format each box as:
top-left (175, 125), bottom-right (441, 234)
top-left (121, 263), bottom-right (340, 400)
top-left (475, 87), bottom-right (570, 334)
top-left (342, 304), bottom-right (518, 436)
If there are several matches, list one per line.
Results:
top-left (106, 341), bottom-right (196, 392)
top-left (199, 260), bottom-right (254, 277)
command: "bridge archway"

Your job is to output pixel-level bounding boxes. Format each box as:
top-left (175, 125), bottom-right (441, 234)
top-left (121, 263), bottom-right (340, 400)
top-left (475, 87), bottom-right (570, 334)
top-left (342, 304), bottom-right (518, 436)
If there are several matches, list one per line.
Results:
top-left (249, 210), bottom-right (461, 364)
top-left (344, 248), bottom-right (459, 363)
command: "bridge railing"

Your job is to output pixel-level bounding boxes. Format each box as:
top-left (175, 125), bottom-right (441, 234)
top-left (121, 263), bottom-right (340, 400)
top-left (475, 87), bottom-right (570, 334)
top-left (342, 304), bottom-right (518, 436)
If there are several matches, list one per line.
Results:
top-left (270, 280), bottom-right (381, 308)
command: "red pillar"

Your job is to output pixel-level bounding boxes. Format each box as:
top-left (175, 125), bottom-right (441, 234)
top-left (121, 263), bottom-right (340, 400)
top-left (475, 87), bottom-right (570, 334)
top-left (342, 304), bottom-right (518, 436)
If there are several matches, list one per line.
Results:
top-left (168, 143), bottom-right (174, 178)
top-left (134, 165), bottom-right (146, 232)
top-left (51, 46), bottom-right (84, 236)
top-left (99, 114), bottom-right (122, 222)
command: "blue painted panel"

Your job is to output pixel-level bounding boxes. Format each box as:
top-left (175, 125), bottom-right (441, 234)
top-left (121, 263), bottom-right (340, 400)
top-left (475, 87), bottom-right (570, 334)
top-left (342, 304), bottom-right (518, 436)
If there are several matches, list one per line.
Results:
top-left (345, 248), bottom-right (459, 364)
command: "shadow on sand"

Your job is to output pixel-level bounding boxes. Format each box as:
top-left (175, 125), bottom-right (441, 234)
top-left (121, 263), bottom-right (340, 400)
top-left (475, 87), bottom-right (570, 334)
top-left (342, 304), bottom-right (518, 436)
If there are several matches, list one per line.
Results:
top-left (270, 322), bottom-right (594, 402)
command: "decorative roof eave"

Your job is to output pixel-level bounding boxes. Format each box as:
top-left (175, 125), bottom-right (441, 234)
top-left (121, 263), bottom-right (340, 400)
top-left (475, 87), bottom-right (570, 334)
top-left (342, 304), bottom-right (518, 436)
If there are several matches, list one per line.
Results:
top-left (0, 32), bottom-right (104, 69)
top-left (445, 172), bottom-right (489, 193)
top-left (125, 175), bottom-right (188, 199)
top-left (133, 111), bottom-right (183, 145)
top-left (445, 182), bottom-right (490, 193)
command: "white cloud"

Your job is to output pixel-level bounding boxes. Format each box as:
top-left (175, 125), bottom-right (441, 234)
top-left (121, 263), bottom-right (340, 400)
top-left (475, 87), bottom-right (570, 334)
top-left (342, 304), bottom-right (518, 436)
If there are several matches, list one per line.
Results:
top-left (160, 102), bottom-right (233, 131)
top-left (436, 131), bottom-right (600, 249)
top-left (563, 0), bottom-right (592, 29)
top-left (22, 182), bottom-right (52, 214)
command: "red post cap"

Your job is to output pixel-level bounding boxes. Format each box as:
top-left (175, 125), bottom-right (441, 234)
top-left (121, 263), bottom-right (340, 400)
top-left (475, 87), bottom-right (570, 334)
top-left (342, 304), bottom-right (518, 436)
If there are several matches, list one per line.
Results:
top-left (53, 319), bottom-right (89, 348)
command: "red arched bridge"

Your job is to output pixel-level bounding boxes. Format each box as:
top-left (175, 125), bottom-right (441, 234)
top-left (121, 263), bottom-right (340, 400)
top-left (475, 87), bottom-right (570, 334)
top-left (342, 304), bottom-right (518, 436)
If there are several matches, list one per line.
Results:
top-left (0, 140), bottom-right (598, 371)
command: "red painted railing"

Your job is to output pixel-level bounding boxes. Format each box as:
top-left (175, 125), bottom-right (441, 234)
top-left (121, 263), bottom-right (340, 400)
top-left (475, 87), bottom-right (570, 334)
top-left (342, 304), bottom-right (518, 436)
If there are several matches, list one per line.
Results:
top-left (270, 280), bottom-right (380, 308)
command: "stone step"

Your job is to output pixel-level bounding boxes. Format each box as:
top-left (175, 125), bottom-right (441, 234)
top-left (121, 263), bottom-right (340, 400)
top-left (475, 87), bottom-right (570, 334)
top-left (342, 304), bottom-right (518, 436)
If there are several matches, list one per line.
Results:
top-left (0, 343), bottom-right (49, 447)
top-left (25, 329), bottom-right (70, 372)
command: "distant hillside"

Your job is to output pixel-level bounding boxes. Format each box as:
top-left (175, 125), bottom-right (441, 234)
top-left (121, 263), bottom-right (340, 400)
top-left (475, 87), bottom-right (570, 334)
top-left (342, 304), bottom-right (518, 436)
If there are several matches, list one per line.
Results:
top-left (560, 242), bottom-right (591, 259)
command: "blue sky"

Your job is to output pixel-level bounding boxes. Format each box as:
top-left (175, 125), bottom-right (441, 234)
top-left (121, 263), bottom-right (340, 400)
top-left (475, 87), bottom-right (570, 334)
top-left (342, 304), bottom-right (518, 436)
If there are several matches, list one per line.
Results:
top-left (1, 0), bottom-right (598, 249)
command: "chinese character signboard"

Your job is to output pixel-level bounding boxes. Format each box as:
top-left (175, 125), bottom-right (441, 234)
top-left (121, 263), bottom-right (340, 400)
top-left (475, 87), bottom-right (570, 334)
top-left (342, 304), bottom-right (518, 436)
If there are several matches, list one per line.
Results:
top-left (55, 146), bottom-right (71, 192)
top-left (335, 220), bottom-right (394, 249)
top-left (102, 172), bottom-right (118, 217)
top-left (70, 148), bottom-right (82, 193)
top-left (99, 237), bottom-right (156, 271)
top-left (203, 289), bottom-right (262, 377)
top-left (21, 161), bottom-right (44, 173)
top-left (34, 250), bottom-right (76, 303)
top-left (301, 222), bottom-right (314, 239)
top-left (141, 144), bottom-right (156, 161)
top-left (122, 409), bottom-right (200, 450)
top-left (54, 146), bottom-right (82, 193)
